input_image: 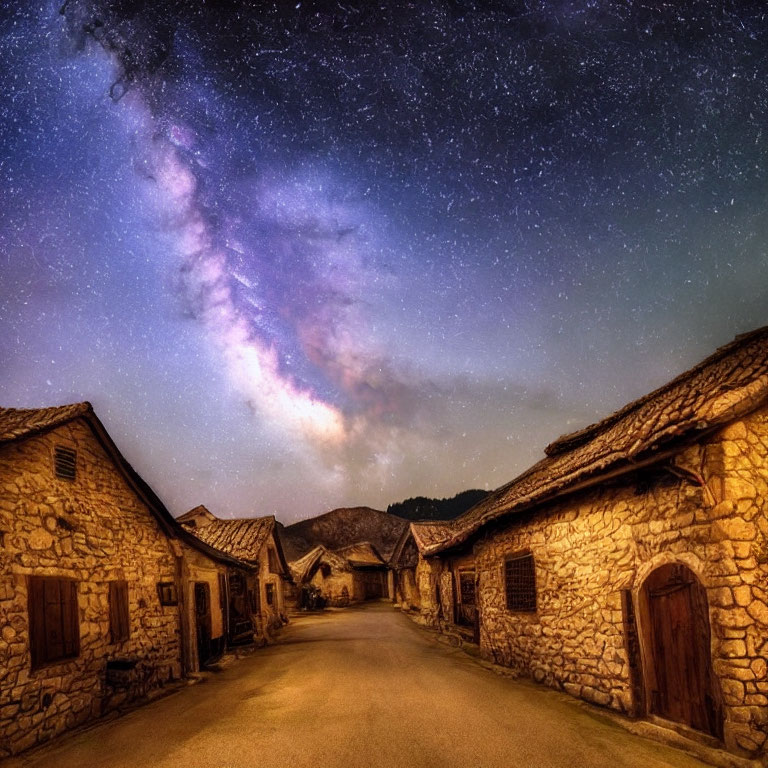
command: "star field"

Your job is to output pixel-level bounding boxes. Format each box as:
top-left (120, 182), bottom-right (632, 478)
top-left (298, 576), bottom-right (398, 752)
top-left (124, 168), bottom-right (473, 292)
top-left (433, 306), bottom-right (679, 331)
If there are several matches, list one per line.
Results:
top-left (1, 1), bottom-right (767, 522)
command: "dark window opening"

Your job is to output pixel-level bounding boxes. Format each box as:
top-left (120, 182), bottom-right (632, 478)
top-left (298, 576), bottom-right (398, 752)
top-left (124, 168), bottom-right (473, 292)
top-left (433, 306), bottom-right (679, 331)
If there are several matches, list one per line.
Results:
top-left (109, 580), bottom-right (130, 643)
top-left (505, 553), bottom-right (536, 613)
top-left (459, 571), bottom-right (476, 606)
top-left (28, 576), bottom-right (80, 668)
top-left (266, 583), bottom-right (275, 606)
top-left (157, 581), bottom-right (178, 606)
top-left (54, 446), bottom-right (77, 480)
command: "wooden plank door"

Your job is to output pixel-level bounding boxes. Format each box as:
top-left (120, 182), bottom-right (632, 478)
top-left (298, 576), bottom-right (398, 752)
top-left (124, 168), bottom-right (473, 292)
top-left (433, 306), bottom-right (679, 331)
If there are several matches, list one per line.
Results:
top-left (194, 582), bottom-right (213, 668)
top-left (644, 564), bottom-right (722, 738)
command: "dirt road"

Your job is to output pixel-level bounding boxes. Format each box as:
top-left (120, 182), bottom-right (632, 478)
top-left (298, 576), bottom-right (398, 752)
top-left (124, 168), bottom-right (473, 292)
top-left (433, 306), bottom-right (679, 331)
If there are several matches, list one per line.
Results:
top-left (5, 604), bottom-right (711, 768)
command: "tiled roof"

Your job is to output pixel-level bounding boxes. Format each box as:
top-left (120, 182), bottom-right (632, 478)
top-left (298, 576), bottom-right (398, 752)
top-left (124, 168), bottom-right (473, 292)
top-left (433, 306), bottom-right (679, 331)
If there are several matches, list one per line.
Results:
top-left (334, 541), bottom-right (386, 567)
top-left (181, 512), bottom-right (280, 566)
top-left (289, 545), bottom-right (349, 583)
top-left (423, 325), bottom-right (768, 555)
top-left (0, 402), bottom-right (254, 570)
top-left (0, 402), bottom-right (93, 444)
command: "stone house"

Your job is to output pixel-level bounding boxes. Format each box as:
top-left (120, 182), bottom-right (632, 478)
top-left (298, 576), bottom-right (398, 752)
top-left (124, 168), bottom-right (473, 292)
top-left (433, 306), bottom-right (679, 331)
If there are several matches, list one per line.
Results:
top-left (390, 522), bottom-right (478, 642)
top-left (415, 326), bottom-right (768, 760)
top-left (177, 506), bottom-right (290, 633)
top-left (0, 403), bottom-right (255, 757)
top-left (289, 541), bottom-right (388, 607)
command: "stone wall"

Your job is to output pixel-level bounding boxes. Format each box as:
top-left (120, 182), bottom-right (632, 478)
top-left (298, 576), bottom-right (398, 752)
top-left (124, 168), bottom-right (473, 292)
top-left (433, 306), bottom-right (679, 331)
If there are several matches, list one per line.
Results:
top-left (0, 419), bottom-right (182, 756)
top-left (308, 566), bottom-right (356, 606)
top-left (470, 405), bottom-right (768, 758)
top-left (179, 542), bottom-right (227, 671)
top-left (259, 538), bottom-right (286, 631)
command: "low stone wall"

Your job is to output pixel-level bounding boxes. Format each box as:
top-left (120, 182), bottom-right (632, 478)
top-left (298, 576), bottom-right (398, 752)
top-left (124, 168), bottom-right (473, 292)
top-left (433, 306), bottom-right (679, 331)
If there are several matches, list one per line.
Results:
top-left (0, 420), bottom-right (182, 756)
top-left (472, 406), bottom-right (768, 758)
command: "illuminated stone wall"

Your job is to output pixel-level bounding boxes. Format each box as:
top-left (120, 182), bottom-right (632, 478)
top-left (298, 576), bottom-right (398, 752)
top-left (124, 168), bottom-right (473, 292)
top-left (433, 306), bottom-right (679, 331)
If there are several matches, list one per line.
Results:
top-left (259, 538), bottom-right (287, 631)
top-left (307, 565), bottom-right (357, 606)
top-left (471, 405), bottom-right (768, 758)
top-left (0, 419), bottom-right (182, 756)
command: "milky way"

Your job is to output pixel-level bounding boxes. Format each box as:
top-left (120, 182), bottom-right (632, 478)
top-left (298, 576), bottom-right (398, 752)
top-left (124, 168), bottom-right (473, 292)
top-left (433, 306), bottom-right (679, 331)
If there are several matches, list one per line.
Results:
top-left (1, 1), bottom-right (767, 522)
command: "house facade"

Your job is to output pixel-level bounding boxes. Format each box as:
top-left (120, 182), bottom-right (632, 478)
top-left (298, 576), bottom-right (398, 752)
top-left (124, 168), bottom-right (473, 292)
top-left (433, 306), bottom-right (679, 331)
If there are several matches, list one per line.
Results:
top-left (177, 506), bottom-right (290, 634)
top-left (289, 542), bottom-right (388, 607)
top-left (418, 326), bottom-right (768, 760)
top-left (390, 522), bottom-right (478, 642)
top-left (0, 403), bottom-right (255, 757)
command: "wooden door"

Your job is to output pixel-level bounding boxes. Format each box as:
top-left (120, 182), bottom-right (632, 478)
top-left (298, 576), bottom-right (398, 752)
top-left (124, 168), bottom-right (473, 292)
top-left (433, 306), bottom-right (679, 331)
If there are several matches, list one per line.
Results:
top-left (643, 564), bottom-right (722, 738)
top-left (194, 582), bottom-right (213, 668)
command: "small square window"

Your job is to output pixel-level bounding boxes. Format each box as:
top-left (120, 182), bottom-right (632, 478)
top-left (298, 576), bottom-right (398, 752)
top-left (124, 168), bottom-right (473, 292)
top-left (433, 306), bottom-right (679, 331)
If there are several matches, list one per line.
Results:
top-left (54, 446), bottom-right (77, 480)
top-left (505, 553), bottom-right (537, 613)
top-left (157, 582), bottom-right (178, 606)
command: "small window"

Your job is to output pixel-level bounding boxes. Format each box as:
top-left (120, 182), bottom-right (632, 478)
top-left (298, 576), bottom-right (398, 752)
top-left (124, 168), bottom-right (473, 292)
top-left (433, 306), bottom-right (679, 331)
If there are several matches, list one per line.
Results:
top-left (505, 553), bottom-right (536, 612)
top-left (28, 576), bottom-right (80, 668)
top-left (54, 446), bottom-right (77, 480)
top-left (109, 580), bottom-right (130, 643)
top-left (459, 571), bottom-right (476, 606)
top-left (265, 583), bottom-right (275, 606)
top-left (157, 582), bottom-right (178, 606)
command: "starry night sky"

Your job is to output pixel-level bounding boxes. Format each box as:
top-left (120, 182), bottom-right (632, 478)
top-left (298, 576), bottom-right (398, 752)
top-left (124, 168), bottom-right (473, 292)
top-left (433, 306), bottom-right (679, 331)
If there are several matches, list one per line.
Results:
top-left (1, 1), bottom-right (767, 523)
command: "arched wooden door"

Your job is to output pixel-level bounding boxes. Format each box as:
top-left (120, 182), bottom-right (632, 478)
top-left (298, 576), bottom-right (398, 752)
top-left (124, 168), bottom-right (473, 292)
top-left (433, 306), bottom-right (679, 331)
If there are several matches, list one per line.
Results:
top-left (641, 563), bottom-right (722, 738)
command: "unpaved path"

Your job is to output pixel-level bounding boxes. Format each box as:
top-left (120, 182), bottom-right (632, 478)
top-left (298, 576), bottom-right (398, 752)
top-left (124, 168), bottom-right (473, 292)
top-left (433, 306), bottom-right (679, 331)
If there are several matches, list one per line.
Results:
top-left (5, 604), bottom-right (711, 768)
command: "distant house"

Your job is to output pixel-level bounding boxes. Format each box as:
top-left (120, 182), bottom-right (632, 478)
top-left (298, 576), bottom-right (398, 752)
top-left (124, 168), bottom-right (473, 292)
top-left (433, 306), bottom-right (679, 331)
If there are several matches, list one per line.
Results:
top-left (415, 327), bottom-right (768, 760)
top-left (390, 521), bottom-right (477, 641)
top-left (0, 403), bottom-right (254, 757)
top-left (289, 541), bottom-right (388, 607)
top-left (177, 506), bottom-right (291, 633)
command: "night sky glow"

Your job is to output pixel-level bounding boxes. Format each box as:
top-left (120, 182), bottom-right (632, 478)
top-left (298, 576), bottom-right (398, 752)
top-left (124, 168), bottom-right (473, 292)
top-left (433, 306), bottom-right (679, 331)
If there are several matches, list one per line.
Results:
top-left (1, 1), bottom-right (767, 523)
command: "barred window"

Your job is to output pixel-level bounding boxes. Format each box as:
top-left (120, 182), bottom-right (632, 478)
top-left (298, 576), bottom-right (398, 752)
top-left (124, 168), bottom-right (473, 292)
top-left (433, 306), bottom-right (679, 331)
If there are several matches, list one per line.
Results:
top-left (54, 446), bottom-right (77, 480)
top-left (505, 553), bottom-right (536, 612)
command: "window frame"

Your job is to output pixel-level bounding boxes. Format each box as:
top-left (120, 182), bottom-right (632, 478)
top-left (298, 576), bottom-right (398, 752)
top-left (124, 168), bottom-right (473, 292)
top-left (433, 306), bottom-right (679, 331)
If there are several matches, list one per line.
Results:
top-left (504, 551), bottom-right (537, 613)
top-left (265, 582), bottom-right (275, 606)
top-left (458, 569), bottom-right (476, 606)
top-left (157, 581), bottom-right (178, 606)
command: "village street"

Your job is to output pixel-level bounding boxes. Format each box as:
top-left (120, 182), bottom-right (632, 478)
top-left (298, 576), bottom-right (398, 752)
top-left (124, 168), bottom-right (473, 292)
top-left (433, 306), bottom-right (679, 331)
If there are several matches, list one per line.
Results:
top-left (5, 605), bottom-right (712, 768)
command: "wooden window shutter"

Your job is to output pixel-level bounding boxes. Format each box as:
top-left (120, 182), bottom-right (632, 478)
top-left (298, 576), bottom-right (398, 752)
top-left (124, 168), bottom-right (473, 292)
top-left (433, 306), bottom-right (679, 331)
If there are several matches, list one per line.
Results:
top-left (29, 576), bottom-right (80, 668)
top-left (109, 580), bottom-right (130, 643)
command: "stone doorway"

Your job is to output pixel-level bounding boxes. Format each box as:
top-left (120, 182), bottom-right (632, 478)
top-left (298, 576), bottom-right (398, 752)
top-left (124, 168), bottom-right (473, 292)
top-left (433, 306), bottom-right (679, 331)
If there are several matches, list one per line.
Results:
top-left (639, 563), bottom-right (722, 738)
